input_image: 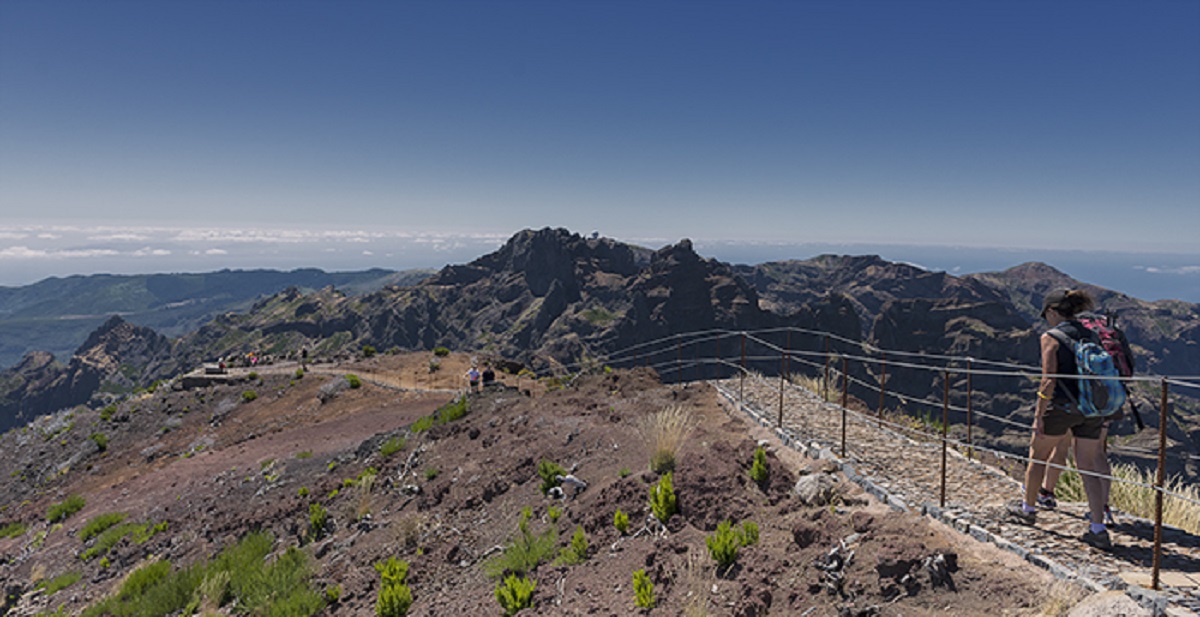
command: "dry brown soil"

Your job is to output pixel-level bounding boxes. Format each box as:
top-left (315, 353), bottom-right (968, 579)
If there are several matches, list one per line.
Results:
top-left (0, 353), bottom-right (1079, 616)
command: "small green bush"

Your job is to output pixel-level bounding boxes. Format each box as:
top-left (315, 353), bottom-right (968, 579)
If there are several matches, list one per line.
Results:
top-left (298, 487), bottom-right (310, 498)
top-left (380, 436), bottom-right (407, 457)
top-left (424, 468), bottom-right (440, 481)
top-left (308, 503), bottom-right (328, 541)
top-left (295, 368), bottom-right (306, 379)
top-left (649, 472), bottom-right (677, 524)
top-left (432, 346), bottom-right (450, 357)
top-left (0, 522), bottom-right (28, 539)
top-left (613, 509), bottom-right (630, 535)
top-left (618, 467), bottom-right (631, 478)
top-left (295, 450), bottom-right (313, 459)
top-left (47, 495), bottom-right (85, 523)
top-left (90, 432), bottom-right (109, 452)
top-left (410, 416), bottom-right (434, 433)
top-left (495, 574), bottom-right (535, 616)
top-left (632, 569), bottom-right (655, 609)
top-left (362, 345), bottom-right (377, 358)
top-left (706, 520), bottom-right (741, 570)
top-left (537, 460), bottom-right (566, 496)
top-left (484, 507), bottom-right (558, 579)
top-left (435, 397), bottom-right (468, 424)
top-left (749, 446), bottom-right (768, 486)
top-left (38, 570), bottom-right (82, 595)
top-left (740, 521), bottom-right (760, 546)
top-left (376, 581), bottom-right (412, 616)
top-left (374, 557), bottom-right (412, 616)
top-left (247, 371), bottom-right (259, 381)
top-left (547, 505), bottom-right (561, 523)
top-left (100, 404), bottom-right (117, 421)
top-left (345, 374), bottom-right (362, 389)
top-left (241, 390), bottom-right (258, 403)
top-left (555, 526), bottom-right (588, 565)
top-left (79, 512), bottom-right (127, 541)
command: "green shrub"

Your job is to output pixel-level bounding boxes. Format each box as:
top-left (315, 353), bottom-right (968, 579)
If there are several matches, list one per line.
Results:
top-left (100, 404), bottom-right (117, 421)
top-left (435, 397), bottom-right (468, 424)
top-left (374, 557), bottom-right (412, 616)
top-left (649, 472), bottom-right (677, 524)
top-left (79, 512), bottom-right (127, 541)
top-left (297, 487), bottom-right (310, 498)
top-left (47, 495), bottom-right (85, 523)
top-left (613, 509), bottom-right (630, 535)
top-left (537, 460), bottom-right (566, 496)
top-left (740, 521), bottom-right (760, 546)
top-left (706, 520), bottom-right (741, 570)
top-left (295, 368), bottom-right (306, 379)
top-left (0, 521), bottom-right (27, 539)
top-left (362, 345), bottom-right (377, 358)
top-left (484, 507), bottom-right (558, 578)
top-left (555, 526), bottom-right (588, 565)
top-left (308, 503), bottom-right (328, 541)
top-left (410, 416), bottom-right (434, 433)
top-left (432, 346), bottom-right (450, 357)
top-left (324, 584), bottom-right (342, 604)
top-left (90, 432), bottom-right (109, 452)
top-left (80, 521), bottom-right (166, 560)
top-left (345, 374), bottom-right (362, 389)
top-left (749, 446), bottom-right (768, 486)
top-left (618, 467), bottom-right (631, 478)
top-left (80, 532), bottom-right (323, 617)
top-left (241, 390), bottom-right (258, 403)
top-left (547, 505), bottom-right (561, 523)
top-left (376, 581), bottom-right (412, 616)
top-left (495, 574), bottom-right (535, 616)
top-left (380, 436), bottom-right (407, 457)
top-left (295, 450), bottom-right (313, 459)
top-left (632, 569), bottom-right (655, 609)
top-left (425, 468), bottom-right (440, 481)
top-left (247, 371), bottom-right (259, 381)
top-left (38, 570), bottom-right (81, 595)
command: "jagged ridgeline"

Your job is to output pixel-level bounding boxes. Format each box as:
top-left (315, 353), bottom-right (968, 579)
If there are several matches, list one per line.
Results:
top-left (1, 227), bottom-right (1197, 475)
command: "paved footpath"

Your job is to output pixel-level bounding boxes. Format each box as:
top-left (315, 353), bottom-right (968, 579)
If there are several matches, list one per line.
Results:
top-left (717, 375), bottom-right (1200, 617)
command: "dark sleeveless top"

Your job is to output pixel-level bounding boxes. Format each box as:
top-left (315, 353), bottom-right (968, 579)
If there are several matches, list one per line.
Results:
top-left (1048, 320), bottom-right (1090, 408)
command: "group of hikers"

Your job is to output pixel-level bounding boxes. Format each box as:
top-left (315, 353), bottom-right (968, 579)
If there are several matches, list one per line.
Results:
top-left (1010, 288), bottom-right (1137, 551)
top-left (464, 362), bottom-right (497, 392)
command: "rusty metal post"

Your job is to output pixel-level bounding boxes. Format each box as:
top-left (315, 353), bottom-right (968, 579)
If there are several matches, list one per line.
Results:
top-left (676, 340), bottom-right (682, 383)
top-left (941, 369), bottom-right (950, 508)
top-left (823, 335), bottom-right (831, 402)
top-left (777, 328), bottom-right (787, 424)
top-left (840, 356), bottom-right (848, 458)
top-left (740, 332), bottom-right (746, 404)
top-left (877, 351), bottom-right (887, 426)
top-left (1153, 378), bottom-right (1169, 590)
top-left (966, 359), bottom-right (974, 459)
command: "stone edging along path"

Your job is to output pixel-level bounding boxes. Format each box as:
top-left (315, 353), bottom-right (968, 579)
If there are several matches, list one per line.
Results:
top-left (712, 376), bottom-right (1200, 617)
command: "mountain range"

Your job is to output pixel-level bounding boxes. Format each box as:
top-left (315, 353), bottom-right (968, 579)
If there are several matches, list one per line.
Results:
top-left (1, 227), bottom-right (1196, 475)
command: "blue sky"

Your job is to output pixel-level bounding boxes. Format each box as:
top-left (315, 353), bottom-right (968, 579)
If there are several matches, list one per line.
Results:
top-left (0, 1), bottom-right (1198, 293)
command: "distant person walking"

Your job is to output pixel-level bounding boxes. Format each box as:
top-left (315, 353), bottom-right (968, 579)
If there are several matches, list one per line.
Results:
top-left (482, 364), bottom-right (496, 388)
top-left (1009, 289), bottom-right (1113, 549)
top-left (465, 366), bottom-right (481, 392)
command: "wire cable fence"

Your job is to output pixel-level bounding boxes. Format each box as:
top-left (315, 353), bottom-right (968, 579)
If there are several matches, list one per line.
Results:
top-left (514, 326), bottom-right (1198, 590)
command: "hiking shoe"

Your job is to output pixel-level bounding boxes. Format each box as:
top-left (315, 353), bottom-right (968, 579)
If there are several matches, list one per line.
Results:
top-left (1036, 488), bottom-right (1057, 509)
top-left (1007, 501), bottom-right (1036, 525)
top-left (1080, 529), bottom-right (1113, 550)
top-left (1084, 506), bottom-right (1117, 525)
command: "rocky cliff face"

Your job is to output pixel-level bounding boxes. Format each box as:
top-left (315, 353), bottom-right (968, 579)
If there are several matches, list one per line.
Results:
top-left (0, 317), bottom-right (176, 433)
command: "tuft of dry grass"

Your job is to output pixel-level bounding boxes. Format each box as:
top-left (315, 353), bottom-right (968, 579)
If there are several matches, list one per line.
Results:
top-left (1037, 579), bottom-right (1086, 616)
top-left (395, 514), bottom-right (425, 551)
top-left (639, 404), bottom-right (695, 474)
top-left (680, 550), bottom-right (713, 617)
top-left (1055, 461), bottom-right (1200, 534)
top-left (356, 472), bottom-right (376, 521)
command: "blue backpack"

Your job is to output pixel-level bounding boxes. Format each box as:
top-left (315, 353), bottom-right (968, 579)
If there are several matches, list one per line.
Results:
top-left (1049, 328), bottom-right (1127, 417)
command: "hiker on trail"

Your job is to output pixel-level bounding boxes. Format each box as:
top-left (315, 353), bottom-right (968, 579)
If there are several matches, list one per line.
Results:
top-left (1009, 289), bottom-right (1113, 549)
top-left (482, 364), bottom-right (496, 388)
top-left (465, 366), bottom-right (481, 392)
top-left (1037, 307), bottom-right (1135, 524)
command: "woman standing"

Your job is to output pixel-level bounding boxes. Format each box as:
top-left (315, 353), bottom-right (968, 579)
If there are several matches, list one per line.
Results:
top-left (1009, 289), bottom-right (1112, 550)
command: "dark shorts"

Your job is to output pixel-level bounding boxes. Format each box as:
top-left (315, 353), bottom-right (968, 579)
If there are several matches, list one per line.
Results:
top-left (1043, 406), bottom-right (1105, 439)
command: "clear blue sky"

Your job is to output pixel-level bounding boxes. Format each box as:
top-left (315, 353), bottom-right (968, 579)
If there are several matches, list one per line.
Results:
top-left (1, 1), bottom-right (1198, 264)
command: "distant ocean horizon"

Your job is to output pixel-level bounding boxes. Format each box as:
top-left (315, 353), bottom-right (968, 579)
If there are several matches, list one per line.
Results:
top-left (1, 226), bottom-right (1197, 304)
